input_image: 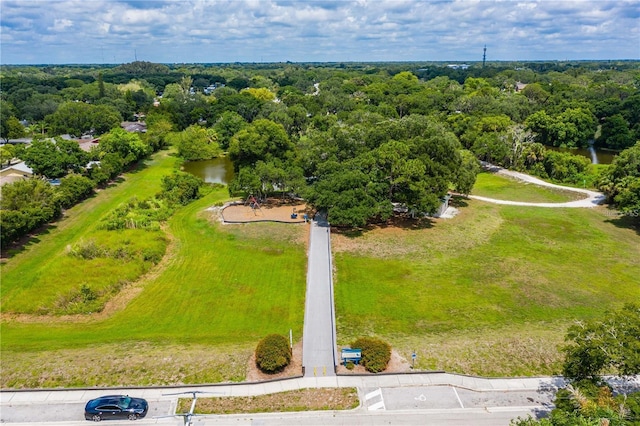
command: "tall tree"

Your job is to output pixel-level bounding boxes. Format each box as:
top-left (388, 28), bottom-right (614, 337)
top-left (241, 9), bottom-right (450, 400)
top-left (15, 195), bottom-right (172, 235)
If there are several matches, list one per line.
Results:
top-left (563, 303), bottom-right (640, 381)
top-left (1, 116), bottom-right (26, 142)
top-left (213, 111), bottom-right (247, 150)
top-left (46, 101), bottom-right (121, 137)
top-left (166, 125), bottom-right (221, 161)
top-left (598, 142), bottom-right (640, 217)
top-left (597, 114), bottom-right (635, 150)
top-left (98, 127), bottom-right (149, 165)
top-left (21, 138), bottom-right (89, 179)
top-left (0, 144), bottom-right (16, 167)
top-left (229, 119), bottom-right (293, 170)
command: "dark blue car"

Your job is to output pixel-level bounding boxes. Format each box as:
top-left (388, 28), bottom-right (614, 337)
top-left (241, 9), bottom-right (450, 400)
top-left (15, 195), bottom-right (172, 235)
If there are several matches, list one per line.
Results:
top-left (84, 395), bottom-right (148, 422)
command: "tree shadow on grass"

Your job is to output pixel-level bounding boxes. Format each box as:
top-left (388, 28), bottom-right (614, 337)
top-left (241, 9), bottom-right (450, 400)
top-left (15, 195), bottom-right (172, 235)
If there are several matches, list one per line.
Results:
top-left (102, 177), bottom-right (125, 189)
top-left (0, 224), bottom-right (57, 261)
top-left (331, 214), bottom-right (435, 238)
top-left (604, 211), bottom-right (640, 236)
top-left (449, 195), bottom-right (469, 208)
top-left (124, 159), bottom-right (150, 175)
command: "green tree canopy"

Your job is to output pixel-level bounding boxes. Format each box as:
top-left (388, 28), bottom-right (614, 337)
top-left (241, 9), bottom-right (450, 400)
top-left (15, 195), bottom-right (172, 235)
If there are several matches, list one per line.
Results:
top-left (563, 303), bottom-right (640, 381)
top-left (20, 137), bottom-right (90, 179)
top-left (98, 127), bottom-right (149, 165)
top-left (46, 101), bottom-right (122, 137)
top-left (0, 178), bottom-right (62, 248)
top-left (0, 101), bottom-right (25, 142)
top-left (166, 125), bottom-right (221, 161)
top-left (229, 119), bottom-right (293, 169)
top-left (597, 114), bottom-right (635, 150)
top-left (213, 111), bottom-right (247, 150)
top-left (598, 142), bottom-right (640, 217)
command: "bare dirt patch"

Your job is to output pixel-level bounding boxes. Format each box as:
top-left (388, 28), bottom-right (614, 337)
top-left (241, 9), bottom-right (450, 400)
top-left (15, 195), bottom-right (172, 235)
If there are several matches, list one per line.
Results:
top-left (221, 198), bottom-right (312, 223)
top-left (245, 341), bottom-right (304, 381)
top-left (335, 349), bottom-right (412, 374)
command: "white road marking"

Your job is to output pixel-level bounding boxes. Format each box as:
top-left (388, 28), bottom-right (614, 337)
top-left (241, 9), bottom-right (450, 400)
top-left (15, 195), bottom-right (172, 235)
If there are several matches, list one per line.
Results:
top-left (365, 388), bottom-right (385, 411)
top-left (365, 388), bottom-right (382, 400)
top-left (368, 400), bottom-right (385, 411)
top-left (452, 387), bottom-right (464, 408)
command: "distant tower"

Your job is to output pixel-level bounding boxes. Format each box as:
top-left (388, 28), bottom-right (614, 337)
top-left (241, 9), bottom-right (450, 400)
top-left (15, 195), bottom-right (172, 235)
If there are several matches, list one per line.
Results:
top-left (483, 45), bottom-right (487, 68)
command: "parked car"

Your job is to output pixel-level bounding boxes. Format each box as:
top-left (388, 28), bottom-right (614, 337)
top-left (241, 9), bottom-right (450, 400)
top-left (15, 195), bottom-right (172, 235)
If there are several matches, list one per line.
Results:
top-left (84, 395), bottom-right (148, 422)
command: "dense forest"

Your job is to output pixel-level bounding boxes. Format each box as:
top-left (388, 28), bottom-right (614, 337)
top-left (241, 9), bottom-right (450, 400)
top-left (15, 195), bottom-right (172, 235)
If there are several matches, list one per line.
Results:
top-left (1, 60), bottom-right (639, 246)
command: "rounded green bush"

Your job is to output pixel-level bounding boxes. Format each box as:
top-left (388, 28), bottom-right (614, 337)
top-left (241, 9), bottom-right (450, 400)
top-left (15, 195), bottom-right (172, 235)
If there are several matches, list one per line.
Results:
top-left (351, 337), bottom-right (391, 373)
top-left (255, 334), bottom-right (291, 373)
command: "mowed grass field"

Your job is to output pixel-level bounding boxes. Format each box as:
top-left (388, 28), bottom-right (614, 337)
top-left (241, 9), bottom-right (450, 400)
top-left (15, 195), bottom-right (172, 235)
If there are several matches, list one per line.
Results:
top-left (1, 153), bottom-right (177, 313)
top-left (471, 171), bottom-right (585, 202)
top-left (1, 151), bottom-right (307, 388)
top-left (332, 176), bottom-right (640, 375)
top-left (1, 161), bottom-right (638, 387)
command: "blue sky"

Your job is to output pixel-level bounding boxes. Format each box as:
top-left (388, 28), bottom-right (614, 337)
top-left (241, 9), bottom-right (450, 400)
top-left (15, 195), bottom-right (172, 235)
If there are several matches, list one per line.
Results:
top-left (1, 0), bottom-right (639, 64)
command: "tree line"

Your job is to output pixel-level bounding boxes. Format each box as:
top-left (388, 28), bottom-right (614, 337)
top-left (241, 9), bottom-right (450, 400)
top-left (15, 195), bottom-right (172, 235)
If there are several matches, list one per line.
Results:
top-left (1, 61), bottom-right (639, 235)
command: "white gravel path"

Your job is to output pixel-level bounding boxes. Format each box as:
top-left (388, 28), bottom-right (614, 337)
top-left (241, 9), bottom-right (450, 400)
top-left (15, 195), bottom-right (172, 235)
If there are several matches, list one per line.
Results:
top-left (468, 162), bottom-right (606, 208)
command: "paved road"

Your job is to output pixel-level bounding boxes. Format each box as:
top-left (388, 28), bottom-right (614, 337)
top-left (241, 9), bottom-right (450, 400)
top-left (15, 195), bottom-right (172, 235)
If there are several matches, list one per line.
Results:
top-left (3, 374), bottom-right (638, 425)
top-left (0, 373), bottom-right (559, 425)
top-left (0, 409), bottom-right (543, 425)
top-left (302, 215), bottom-right (337, 377)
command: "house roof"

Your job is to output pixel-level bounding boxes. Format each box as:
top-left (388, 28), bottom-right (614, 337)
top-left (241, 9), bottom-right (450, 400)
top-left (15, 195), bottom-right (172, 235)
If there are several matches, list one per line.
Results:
top-left (0, 161), bottom-right (33, 186)
top-left (121, 122), bottom-right (147, 132)
top-left (1, 161), bottom-right (33, 174)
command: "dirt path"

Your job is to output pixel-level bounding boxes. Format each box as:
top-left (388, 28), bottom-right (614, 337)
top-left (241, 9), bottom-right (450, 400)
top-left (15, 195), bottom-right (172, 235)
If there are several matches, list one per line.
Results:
top-left (468, 162), bottom-right (606, 208)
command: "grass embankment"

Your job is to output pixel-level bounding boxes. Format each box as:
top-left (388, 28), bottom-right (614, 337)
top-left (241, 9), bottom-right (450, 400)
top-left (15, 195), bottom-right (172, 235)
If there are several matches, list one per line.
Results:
top-left (333, 188), bottom-right (640, 376)
top-left (1, 152), bottom-right (177, 313)
top-left (471, 171), bottom-right (585, 202)
top-left (1, 151), bottom-right (307, 388)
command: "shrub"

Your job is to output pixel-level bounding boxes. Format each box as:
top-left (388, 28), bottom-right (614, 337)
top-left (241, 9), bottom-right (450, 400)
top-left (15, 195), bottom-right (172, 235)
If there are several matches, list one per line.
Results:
top-left (67, 239), bottom-right (105, 259)
top-left (351, 337), bottom-right (391, 373)
top-left (159, 171), bottom-right (203, 206)
top-left (255, 334), bottom-right (291, 374)
top-left (56, 174), bottom-right (95, 209)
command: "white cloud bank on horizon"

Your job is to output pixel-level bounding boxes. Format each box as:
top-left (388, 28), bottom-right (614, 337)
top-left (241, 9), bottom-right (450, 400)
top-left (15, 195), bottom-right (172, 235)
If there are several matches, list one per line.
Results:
top-left (1, 0), bottom-right (639, 64)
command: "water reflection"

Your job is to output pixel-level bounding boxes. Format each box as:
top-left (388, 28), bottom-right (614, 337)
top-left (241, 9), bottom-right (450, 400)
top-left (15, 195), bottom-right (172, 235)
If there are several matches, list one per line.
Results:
top-left (182, 156), bottom-right (234, 184)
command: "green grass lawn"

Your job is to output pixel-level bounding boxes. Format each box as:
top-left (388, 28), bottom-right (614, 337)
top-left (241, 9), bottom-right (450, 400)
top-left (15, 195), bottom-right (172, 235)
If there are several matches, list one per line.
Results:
top-left (1, 152), bottom-right (307, 387)
top-left (471, 171), bottom-right (584, 202)
top-left (1, 151), bottom-right (179, 313)
top-left (2, 154), bottom-right (638, 386)
top-left (0, 189), bottom-right (307, 347)
top-left (333, 201), bottom-right (640, 375)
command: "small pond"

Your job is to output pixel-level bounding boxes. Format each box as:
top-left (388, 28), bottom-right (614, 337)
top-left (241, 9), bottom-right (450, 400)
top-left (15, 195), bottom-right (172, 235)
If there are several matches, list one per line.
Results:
top-left (182, 156), bottom-right (234, 184)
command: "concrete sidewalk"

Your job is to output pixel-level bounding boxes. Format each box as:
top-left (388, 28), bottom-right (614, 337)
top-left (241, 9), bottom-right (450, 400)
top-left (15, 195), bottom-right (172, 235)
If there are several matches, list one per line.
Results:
top-left (3, 373), bottom-right (638, 426)
top-left (0, 373), bottom-right (569, 404)
top-left (4, 372), bottom-right (638, 404)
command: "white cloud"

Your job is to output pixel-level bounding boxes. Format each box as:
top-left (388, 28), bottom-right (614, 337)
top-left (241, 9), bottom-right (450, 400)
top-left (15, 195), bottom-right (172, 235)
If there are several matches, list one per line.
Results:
top-left (0, 0), bottom-right (638, 64)
top-left (50, 18), bottom-right (73, 31)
